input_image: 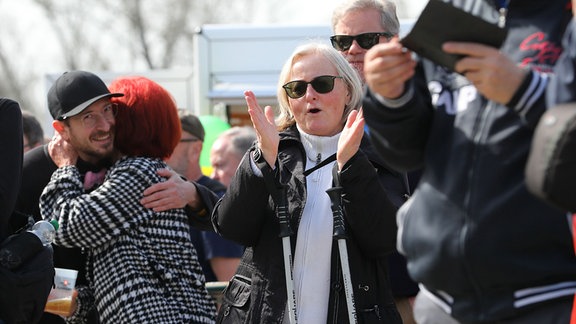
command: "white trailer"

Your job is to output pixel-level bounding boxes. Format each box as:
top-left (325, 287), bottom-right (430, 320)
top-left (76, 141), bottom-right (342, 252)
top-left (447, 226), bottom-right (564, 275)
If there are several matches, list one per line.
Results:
top-left (42, 21), bottom-right (414, 132)
top-left (192, 21), bottom-right (414, 126)
top-left (193, 24), bottom-right (332, 126)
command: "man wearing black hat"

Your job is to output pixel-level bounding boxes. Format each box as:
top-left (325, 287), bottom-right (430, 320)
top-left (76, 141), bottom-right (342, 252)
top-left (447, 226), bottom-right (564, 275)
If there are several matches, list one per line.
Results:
top-left (12, 71), bottom-right (219, 323)
top-left (11, 70), bottom-right (123, 323)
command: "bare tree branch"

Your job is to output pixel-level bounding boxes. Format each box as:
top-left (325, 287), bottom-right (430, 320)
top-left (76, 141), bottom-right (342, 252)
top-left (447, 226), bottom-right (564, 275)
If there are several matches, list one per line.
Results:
top-left (0, 24), bottom-right (34, 109)
top-left (0, 0), bottom-right (305, 114)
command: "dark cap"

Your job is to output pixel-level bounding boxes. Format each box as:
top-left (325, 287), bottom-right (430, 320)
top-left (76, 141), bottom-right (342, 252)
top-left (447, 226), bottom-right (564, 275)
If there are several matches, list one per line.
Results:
top-left (48, 71), bottom-right (124, 120)
top-left (178, 109), bottom-right (205, 141)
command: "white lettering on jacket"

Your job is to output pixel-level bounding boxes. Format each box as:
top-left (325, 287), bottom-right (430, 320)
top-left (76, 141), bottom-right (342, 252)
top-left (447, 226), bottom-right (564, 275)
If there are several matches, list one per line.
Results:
top-left (429, 80), bottom-right (478, 115)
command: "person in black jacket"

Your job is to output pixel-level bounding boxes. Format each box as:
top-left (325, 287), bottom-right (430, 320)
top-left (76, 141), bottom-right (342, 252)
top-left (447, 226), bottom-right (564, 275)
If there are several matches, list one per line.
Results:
top-left (331, 2), bottom-right (420, 322)
top-left (163, 111), bottom-right (243, 283)
top-left (0, 98), bottom-right (53, 324)
top-left (0, 98), bottom-right (22, 244)
top-left (212, 42), bottom-right (401, 323)
top-left (362, 0), bottom-right (574, 323)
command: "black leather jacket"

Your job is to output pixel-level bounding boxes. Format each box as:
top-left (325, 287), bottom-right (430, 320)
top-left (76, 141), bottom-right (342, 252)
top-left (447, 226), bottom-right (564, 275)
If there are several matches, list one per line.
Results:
top-left (212, 125), bottom-right (402, 323)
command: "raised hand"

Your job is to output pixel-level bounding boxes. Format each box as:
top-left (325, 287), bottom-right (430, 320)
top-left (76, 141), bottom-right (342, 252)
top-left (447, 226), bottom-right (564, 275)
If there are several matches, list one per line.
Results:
top-left (444, 41), bottom-right (528, 105)
top-left (337, 109), bottom-right (365, 170)
top-left (141, 168), bottom-right (200, 212)
top-left (245, 90), bottom-right (279, 166)
top-left (364, 38), bottom-right (416, 99)
top-left (48, 132), bottom-right (78, 168)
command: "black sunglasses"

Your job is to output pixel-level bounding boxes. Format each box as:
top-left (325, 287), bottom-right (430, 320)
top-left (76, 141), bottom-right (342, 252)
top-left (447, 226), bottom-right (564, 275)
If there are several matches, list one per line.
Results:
top-left (282, 75), bottom-right (343, 99)
top-left (330, 32), bottom-right (394, 51)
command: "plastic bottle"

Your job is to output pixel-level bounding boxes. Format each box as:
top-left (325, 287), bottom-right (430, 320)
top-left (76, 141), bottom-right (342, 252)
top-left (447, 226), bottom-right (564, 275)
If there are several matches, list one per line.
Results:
top-left (29, 219), bottom-right (59, 246)
top-left (0, 219), bottom-right (59, 269)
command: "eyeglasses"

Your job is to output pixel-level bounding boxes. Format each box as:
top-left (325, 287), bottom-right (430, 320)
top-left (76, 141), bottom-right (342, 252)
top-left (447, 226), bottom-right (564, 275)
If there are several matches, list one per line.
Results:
top-left (282, 75), bottom-right (343, 99)
top-left (330, 32), bottom-right (394, 51)
top-left (78, 103), bottom-right (118, 129)
top-left (180, 138), bottom-right (200, 143)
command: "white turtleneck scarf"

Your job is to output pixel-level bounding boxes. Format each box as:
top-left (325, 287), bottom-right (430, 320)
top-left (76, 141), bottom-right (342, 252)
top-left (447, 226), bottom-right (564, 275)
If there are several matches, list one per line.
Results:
top-left (283, 125), bottom-right (340, 324)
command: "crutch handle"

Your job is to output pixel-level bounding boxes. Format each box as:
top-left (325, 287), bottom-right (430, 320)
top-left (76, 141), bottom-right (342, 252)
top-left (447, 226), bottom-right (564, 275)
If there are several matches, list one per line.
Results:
top-left (326, 186), bottom-right (347, 239)
top-left (276, 185), bottom-right (294, 238)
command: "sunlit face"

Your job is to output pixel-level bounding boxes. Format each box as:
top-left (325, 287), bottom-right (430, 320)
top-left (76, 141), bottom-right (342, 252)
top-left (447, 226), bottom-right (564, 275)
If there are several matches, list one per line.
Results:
top-left (334, 8), bottom-right (388, 82)
top-left (210, 136), bottom-right (241, 188)
top-left (287, 53), bottom-right (349, 137)
top-left (58, 98), bottom-right (116, 164)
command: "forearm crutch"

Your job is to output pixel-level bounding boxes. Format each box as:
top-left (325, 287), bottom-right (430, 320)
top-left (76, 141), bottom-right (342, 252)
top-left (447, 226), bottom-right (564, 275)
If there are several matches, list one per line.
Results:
top-left (258, 160), bottom-right (298, 324)
top-left (276, 186), bottom-right (298, 324)
top-left (326, 169), bottom-right (357, 323)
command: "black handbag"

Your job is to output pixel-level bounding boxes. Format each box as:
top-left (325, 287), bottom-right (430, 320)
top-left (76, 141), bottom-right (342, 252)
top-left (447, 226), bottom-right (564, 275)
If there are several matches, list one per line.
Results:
top-left (525, 103), bottom-right (576, 212)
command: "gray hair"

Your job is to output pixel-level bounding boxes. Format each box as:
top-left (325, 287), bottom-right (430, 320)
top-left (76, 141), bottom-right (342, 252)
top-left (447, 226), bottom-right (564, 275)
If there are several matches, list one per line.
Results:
top-left (331, 0), bottom-right (400, 35)
top-left (217, 126), bottom-right (257, 157)
top-left (276, 42), bottom-right (363, 131)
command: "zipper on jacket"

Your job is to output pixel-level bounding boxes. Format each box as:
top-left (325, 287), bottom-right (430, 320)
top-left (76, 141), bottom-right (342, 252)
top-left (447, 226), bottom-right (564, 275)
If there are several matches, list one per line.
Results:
top-left (461, 100), bottom-right (496, 320)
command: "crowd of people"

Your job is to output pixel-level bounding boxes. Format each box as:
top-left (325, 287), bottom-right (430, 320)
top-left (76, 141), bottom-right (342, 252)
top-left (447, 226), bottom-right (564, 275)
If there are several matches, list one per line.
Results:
top-left (1, 0), bottom-right (576, 323)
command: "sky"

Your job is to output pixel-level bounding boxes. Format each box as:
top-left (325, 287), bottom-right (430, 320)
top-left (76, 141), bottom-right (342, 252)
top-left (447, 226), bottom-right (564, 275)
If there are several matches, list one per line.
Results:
top-left (257, 0), bottom-right (426, 24)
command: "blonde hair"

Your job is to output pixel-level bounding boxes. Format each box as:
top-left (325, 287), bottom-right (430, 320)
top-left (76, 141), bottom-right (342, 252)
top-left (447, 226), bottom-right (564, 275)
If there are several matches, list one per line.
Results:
top-left (275, 42), bottom-right (363, 131)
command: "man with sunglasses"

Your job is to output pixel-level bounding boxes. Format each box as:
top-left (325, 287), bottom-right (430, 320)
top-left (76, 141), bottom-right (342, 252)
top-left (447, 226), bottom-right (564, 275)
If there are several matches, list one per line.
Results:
top-left (331, 0), bottom-right (397, 84)
top-left (331, 1), bottom-right (420, 323)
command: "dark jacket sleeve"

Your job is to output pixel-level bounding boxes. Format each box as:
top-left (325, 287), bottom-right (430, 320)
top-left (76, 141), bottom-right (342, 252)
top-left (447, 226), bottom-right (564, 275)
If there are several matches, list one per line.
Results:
top-left (339, 151), bottom-right (398, 258)
top-left (186, 182), bottom-right (222, 231)
top-left (362, 69), bottom-right (434, 172)
top-left (0, 99), bottom-right (23, 241)
top-left (212, 152), bottom-right (272, 247)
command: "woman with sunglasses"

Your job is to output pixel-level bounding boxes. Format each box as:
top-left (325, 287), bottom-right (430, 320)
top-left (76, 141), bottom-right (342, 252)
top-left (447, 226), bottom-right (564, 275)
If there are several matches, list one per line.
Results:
top-left (212, 42), bottom-right (401, 323)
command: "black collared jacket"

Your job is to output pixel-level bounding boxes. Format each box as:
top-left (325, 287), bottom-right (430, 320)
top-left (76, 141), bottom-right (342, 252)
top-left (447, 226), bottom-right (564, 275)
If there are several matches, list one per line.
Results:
top-left (212, 125), bottom-right (402, 323)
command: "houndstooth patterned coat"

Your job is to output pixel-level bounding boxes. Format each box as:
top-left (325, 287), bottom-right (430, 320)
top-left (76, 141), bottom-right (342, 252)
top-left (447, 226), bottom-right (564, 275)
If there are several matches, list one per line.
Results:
top-left (40, 157), bottom-right (216, 323)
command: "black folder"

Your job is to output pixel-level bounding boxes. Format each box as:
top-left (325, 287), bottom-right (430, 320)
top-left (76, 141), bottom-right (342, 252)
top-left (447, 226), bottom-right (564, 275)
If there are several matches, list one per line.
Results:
top-left (401, 0), bottom-right (508, 71)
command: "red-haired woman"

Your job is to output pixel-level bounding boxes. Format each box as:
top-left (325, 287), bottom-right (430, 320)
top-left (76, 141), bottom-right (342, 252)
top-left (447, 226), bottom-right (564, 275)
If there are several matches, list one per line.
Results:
top-left (40, 76), bottom-right (217, 323)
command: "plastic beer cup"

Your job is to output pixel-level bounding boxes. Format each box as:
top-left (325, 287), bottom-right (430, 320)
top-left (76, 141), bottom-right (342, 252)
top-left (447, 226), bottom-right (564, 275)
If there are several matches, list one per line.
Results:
top-left (44, 268), bottom-right (78, 317)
